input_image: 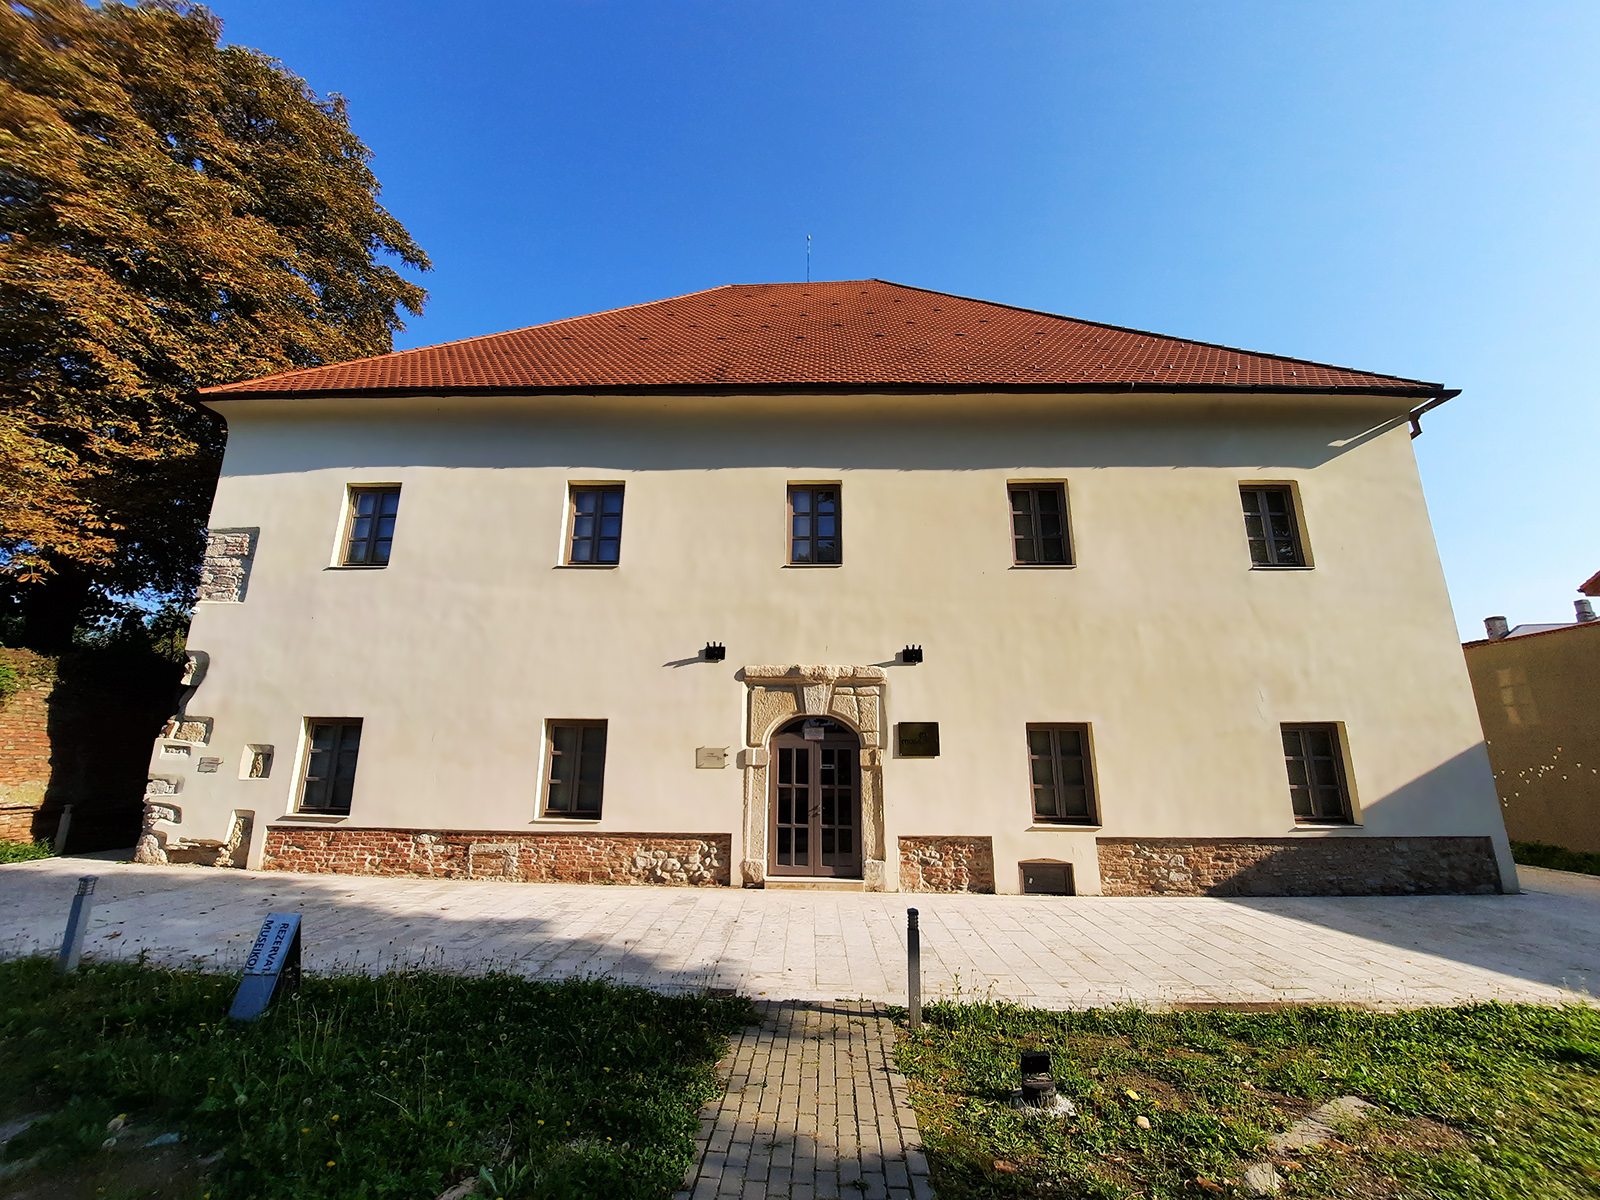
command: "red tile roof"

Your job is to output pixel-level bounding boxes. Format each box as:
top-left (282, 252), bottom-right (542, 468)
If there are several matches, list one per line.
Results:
top-left (201, 280), bottom-right (1444, 399)
top-left (1581, 569), bottom-right (1600, 597)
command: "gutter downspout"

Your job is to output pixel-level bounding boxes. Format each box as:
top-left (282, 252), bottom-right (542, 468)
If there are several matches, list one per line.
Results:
top-left (1408, 388), bottom-right (1461, 438)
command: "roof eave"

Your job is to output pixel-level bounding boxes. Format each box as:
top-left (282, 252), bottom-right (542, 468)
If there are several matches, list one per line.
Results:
top-left (195, 380), bottom-right (1449, 403)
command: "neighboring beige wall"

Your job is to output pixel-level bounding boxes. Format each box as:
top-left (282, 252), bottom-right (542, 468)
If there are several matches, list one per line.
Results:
top-left (1464, 622), bottom-right (1600, 854)
top-left (149, 390), bottom-right (1515, 892)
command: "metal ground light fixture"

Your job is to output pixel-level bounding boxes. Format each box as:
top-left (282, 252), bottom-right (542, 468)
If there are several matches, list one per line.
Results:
top-left (1020, 1051), bottom-right (1057, 1107)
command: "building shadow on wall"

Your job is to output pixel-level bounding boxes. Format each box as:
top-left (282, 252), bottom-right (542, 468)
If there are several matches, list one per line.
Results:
top-left (39, 645), bottom-right (183, 852)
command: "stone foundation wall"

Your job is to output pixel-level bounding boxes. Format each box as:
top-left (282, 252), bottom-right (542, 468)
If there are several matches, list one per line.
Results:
top-left (262, 826), bottom-right (732, 886)
top-left (898, 835), bottom-right (996, 893)
top-left (1096, 836), bottom-right (1502, 896)
top-left (0, 650), bottom-right (57, 843)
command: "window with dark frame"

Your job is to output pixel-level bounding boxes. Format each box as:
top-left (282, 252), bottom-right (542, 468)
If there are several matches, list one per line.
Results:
top-left (342, 487), bottom-right (400, 566)
top-left (789, 486), bottom-right (840, 565)
top-left (545, 721), bottom-right (607, 817)
top-left (1026, 724), bottom-right (1096, 824)
top-left (1241, 485), bottom-right (1306, 567)
top-left (1010, 485), bottom-right (1071, 564)
top-left (299, 720), bottom-right (362, 813)
top-left (568, 486), bottom-right (624, 564)
top-left (1281, 723), bottom-right (1352, 823)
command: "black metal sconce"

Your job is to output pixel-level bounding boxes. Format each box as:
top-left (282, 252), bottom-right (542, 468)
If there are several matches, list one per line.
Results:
top-left (901, 645), bottom-right (923, 665)
top-left (703, 642), bottom-right (726, 662)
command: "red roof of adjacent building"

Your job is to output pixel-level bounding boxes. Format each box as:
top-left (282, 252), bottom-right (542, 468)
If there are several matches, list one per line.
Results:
top-left (1581, 569), bottom-right (1600, 597)
top-left (200, 280), bottom-right (1445, 399)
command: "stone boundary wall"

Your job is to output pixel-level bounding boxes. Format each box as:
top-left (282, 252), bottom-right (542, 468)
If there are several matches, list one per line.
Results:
top-left (1096, 836), bottom-right (1502, 896)
top-left (0, 650), bottom-right (57, 843)
top-left (262, 826), bottom-right (732, 886)
top-left (898, 835), bottom-right (996, 893)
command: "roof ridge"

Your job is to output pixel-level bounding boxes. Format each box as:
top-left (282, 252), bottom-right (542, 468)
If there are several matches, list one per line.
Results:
top-left (868, 279), bottom-right (1441, 389)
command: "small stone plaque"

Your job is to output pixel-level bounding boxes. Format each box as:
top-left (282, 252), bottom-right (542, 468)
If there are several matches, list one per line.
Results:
top-left (695, 746), bottom-right (728, 769)
top-left (196, 756), bottom-right (222, 773)
top-left (897, 722), bottom-right (941, 757)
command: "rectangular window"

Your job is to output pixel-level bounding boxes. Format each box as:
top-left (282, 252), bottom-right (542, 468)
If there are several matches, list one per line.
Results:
top-left (788, 485), bottom-right (841, 565)
top-left (1026, 724), bottom-right (1096, 824)
top-left (1010, 484), bottom-right (1071, 564)
top-left (1282, 723), bottom-right (1352, 823)
top-left (568, 486), bottom-right (624, 565)
top-left (342, 487), bottom-right (400, 566)
top-left (545, 721), bottom-right (607, 817)
top-left (300, 720), bottom-right (362, 812)
top-left (1241, 485), bottom-right (1306, 567)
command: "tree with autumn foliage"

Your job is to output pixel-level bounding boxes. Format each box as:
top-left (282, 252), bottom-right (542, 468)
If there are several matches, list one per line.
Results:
top-left (0, 0), bottom-right (428, 648)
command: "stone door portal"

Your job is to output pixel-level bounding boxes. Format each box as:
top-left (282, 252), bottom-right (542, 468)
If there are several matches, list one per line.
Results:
top-left (767, 718), bottom-right (862, 877)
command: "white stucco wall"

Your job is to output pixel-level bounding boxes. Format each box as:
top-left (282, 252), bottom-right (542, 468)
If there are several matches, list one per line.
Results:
top-left (149, 390), bottom-right (1515, 892)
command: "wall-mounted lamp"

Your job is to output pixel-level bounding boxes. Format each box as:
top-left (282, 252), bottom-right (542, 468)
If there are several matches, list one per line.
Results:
top-left (703, 642), bottom-right (726, 662)
top-left (901, 645), bottom-right (923, 665)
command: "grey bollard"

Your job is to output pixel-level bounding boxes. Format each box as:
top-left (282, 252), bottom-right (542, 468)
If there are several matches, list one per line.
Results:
top-left (57, 875), bottom-right (97, 973)
top-left (907, 907), bottom-right (922, 1030)
top-left (52, 804), bottom-right (73, 854)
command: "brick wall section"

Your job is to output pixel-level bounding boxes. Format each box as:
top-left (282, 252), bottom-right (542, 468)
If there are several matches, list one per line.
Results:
top-left (0, 650), bottom-right (58, 843)
top-left (1096, 836), bottom-right (1502, 896)
top-left (898, 835), bottom-right (996, 893)
top-left (262, 826), bottom-right (732, 886)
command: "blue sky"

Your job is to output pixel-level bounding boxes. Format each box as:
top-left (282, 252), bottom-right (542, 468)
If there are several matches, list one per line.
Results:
top-left (210, 0), bottom-right (1600, 639)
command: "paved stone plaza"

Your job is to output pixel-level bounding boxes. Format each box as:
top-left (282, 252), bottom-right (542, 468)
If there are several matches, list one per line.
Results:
top-left (2, 858), bottom-right (1595, 1007)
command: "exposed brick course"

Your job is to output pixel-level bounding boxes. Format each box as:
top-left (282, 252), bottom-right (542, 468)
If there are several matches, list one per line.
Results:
top-left (898, 835), bottom-right (996, 893)
top-left (1096, 836), bottom-right (1502, 896)
top-left (262, 826), bottom-right (731, 886)
top-left (0, 650), bottom-right (58, 843)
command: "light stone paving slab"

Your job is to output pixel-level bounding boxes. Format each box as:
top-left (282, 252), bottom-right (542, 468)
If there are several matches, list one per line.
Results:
top-left (0, 858), bottom-right (1594, 1008)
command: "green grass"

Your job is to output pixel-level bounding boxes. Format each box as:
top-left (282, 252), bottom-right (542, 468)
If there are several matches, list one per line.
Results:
top-left (0, 840), bottom-right (53, 864)
top-left (894, 1001), bottom-right (1600, 1199)
top-left (0, 958), bottom-right (751, 1199)
top-left (1513, 841), bottom-right (1600, 878)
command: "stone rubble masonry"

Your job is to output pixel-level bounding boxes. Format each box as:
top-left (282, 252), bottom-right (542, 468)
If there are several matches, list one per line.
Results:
top-left (262, 826), bottom-right (733, 886)
top-left (196, 528), bottom-right (257, 603)
top-left (0, 650), bottom-right (57, 843)
top-left (898, 834), bottom-right (996, 893)
top-left (1096, 835), bottom-right (1502, 896)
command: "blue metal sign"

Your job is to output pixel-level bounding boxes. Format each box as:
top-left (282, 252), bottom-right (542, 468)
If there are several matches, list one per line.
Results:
top-left (228, 913), bottom-right (302, 1021)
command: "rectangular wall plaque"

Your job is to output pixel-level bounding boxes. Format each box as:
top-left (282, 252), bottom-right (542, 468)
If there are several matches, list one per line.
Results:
top-left (196, 757), bottom-right (222, 773)
top-left (897, 722), bottom-right (940, 757)
top-left (695, 746), bottom-right (728, 769)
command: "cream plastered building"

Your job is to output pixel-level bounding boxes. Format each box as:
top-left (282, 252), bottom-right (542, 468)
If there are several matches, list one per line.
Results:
top-left (139, 280), bottom-right (1518, 896)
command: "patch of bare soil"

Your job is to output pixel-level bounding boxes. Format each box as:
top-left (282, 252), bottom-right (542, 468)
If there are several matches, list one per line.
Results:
top-left (1, 1129), bottom-right (215, 1200)
top-left (1272, 1111), bottom-right (1471, 1200)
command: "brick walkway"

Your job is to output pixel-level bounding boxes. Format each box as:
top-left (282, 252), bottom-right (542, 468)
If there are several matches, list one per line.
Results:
top-left (674, 1002), bottom-right (930, 1200)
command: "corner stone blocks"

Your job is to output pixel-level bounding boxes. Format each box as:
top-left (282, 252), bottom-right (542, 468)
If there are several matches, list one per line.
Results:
top-left (898, 835), bottom-right (996, 893)
top-left (262, 827), bottom-right (733, 886)
top-left (1096, 836), bottom-right (1502, 896)
top-left (196, 528), bottom-right (257, 603)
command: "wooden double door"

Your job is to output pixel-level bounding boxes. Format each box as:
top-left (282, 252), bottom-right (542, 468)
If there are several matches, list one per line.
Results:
top-left (767, 718), bottom-right (862, 878)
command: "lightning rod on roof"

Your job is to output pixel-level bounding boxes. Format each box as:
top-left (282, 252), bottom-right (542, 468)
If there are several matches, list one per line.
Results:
top-left (806, 234), bottom-right (811, 284)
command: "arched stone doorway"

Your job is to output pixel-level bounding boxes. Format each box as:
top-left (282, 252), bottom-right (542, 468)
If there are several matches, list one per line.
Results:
top-left (768, 717), bottom-right (861, 878)
top-left (740, 664), bottom-right (889, 890)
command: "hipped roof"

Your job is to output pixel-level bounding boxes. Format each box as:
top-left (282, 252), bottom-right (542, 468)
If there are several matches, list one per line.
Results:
top-left (201, 280), bottom-right (1445, 400)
